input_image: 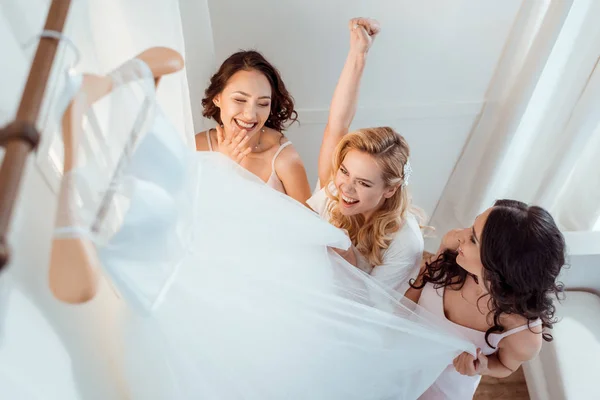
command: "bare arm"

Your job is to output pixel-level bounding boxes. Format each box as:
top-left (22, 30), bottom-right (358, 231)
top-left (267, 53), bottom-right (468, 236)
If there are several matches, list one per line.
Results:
top-left (403, 252), bottom-right (431, 303)
top-left (276, 146), bottom-right (313, 205)
top-left (487, 330), bottom-right (543, 378)
top-left (317, 18), bottom-right (380, 188)
top-left (453, 324), bottom-right (543, 378)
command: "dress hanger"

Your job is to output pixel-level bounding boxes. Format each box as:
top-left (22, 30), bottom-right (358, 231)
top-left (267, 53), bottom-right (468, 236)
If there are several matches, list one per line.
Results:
top-left (50, 47), bottom-right (184, 304)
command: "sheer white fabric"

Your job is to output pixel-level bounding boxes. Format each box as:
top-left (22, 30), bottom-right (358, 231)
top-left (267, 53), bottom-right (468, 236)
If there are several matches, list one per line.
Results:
top-left (0, 3), bottom-right (191, 399)
top-left (54, 61), bottom-right (476, 399)
top-left (0, 275), bottom-right (79, 400)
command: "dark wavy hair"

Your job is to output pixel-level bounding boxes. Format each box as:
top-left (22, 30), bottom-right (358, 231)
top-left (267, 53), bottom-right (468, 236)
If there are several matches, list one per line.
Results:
top-left (411, 199), bottom-right (566, 347)
top-left (201, 50), bottom-right (298, 132)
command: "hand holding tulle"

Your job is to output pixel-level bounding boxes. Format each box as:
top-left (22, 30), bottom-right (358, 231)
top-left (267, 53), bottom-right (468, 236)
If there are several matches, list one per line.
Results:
top-left (453, 349), bottom-right (489, 376)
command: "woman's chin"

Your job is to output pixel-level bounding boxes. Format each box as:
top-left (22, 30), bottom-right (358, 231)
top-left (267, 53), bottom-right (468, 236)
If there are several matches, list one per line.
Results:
top-left (339, 207), bottom-right (359, 217)
top-left (456, 258), bottom-right (478, 277)
top-left (338, 202), bottom-right (362, 216)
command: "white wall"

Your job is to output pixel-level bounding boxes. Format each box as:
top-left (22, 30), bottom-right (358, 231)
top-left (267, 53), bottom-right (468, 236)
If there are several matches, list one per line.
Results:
top-left (286, 106), bottom-right (481, 216)
top-left (181, 0), bottom-right (523, 216)
top-left (178, 0), bottom-right (216, 132)
top-left (559, 231), bottom-right (600, 295)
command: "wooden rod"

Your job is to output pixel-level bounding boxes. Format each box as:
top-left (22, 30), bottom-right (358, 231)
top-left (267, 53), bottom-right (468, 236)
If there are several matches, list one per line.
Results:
top-left (0, 0), bottom-right (72, 271)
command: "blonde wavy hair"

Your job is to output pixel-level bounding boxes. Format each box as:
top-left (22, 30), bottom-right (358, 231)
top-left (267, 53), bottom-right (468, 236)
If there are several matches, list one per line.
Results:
top-left (325, 127), bottom-right (411, 266)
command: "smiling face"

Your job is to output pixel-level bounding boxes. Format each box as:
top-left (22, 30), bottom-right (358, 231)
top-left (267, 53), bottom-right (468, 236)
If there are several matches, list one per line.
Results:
top-left (213, 69), bottom-right (272, 138)
top-left (333, 149), bottom-right (398, 219)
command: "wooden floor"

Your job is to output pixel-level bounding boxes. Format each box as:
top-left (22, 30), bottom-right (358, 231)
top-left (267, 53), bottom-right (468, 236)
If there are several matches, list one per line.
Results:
top-left (474, 367), bottom-right (530, 400)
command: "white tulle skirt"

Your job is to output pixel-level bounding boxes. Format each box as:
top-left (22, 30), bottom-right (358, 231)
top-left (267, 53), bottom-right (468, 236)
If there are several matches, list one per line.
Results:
top-left (103, 153), bottom-right (474, 399)
top-left (56, 61), bottom-right (475, 399)
top-left (0, 277), bottom-right (79, 400)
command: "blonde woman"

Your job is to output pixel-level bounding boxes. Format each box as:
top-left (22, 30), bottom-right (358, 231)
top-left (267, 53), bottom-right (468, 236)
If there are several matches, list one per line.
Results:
top-left (308, 18), bottom-right (423, 293)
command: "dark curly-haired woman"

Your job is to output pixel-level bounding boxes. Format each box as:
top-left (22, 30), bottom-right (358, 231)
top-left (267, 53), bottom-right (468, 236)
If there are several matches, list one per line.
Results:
top-left (406, 199), bottom-right (566, 399)
top-left (195, 50), bottom-right (311, 205)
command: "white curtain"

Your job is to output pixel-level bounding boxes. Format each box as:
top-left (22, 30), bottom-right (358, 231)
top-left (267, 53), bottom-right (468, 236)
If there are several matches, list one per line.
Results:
top-left (0, 1), bottom-right (195, 399)
top-left (428, 0), bottom-right (600, 249)
top-left (177, 0), bottom-right (218, 132)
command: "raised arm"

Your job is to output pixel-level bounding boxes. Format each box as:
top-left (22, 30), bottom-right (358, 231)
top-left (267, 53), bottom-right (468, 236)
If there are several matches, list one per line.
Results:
top-left (317, 18), bottom-right (380, 188)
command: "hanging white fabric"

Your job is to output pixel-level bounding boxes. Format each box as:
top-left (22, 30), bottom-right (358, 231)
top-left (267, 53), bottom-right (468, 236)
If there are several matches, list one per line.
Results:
top-left (428, 0), bottom-right (600, 247)
top-left (0, 2), bottom-right (194, 399)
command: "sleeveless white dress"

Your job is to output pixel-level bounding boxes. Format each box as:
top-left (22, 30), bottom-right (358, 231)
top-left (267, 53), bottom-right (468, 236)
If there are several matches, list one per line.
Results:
top-left (417, 283), bottom-right (542, 399)
top-left (55, 59), bottom-right (476, 399)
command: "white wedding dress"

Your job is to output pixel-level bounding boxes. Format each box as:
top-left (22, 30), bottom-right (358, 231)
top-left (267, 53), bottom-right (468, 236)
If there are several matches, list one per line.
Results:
top-left (54, 59), bottom-right (475, 399)
top-left (0, 274), bottom-right (80, 399)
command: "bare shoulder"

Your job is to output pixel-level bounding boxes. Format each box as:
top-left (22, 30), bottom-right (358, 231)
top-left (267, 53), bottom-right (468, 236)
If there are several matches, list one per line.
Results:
top-left (262, 127), bottom-right (302, 168)
top-left (499, 317), bottom-right (544, 361)
top-left (274, 139), bottom-right (304, 173)
top-left (262, 127), bottom-right (289, 145)
top-left (194, 129), bottom-right (214, 151)
top-left (265, 128), bottom-right (311, 203)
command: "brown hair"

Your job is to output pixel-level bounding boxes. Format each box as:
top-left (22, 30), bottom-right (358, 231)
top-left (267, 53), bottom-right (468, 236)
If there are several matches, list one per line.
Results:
top-left (201, 50), bottom-right (298, 132)
top-left (325, 127), bottom-right (411, 266)
top-left (410, 199), bottom-right (566, 347)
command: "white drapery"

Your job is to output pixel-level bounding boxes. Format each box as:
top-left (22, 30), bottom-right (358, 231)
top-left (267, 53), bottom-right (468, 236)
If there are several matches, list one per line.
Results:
top-left (0, 2), bottom-right (195, 399)
top-left (428, 0), bottom-right (600, 250)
